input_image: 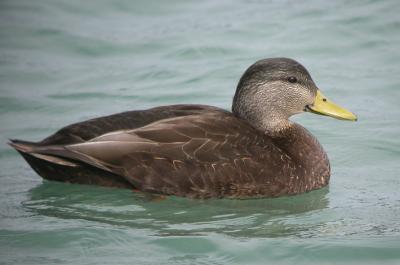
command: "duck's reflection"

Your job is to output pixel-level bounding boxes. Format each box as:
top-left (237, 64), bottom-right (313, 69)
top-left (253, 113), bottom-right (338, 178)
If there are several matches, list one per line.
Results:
top-left (25, 181), bottom-right (329, 238)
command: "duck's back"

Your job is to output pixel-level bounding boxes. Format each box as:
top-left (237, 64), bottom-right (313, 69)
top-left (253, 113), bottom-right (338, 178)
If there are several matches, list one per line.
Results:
top-left (39, 104), bottom-right (224, 145)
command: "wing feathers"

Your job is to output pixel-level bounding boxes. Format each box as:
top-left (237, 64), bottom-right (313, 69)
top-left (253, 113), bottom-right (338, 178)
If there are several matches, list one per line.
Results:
top-left (23, 112), bottom-right (290, 197)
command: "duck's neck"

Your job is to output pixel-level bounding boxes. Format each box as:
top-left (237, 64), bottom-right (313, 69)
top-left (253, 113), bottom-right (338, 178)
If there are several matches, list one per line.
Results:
top-left (232, 91), bottom-right (297, 137)
top-left (259, 118), bottom-right (292, 137)
top-left (232, 104), bottom-right (292, 137)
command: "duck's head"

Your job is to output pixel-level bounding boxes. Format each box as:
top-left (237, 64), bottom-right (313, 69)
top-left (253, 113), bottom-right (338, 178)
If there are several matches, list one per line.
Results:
top-left (232, 58), bottom-right (357, 133)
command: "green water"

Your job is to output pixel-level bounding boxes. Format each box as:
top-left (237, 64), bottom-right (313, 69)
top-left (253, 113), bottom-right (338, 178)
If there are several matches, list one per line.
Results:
top-left (1, 0), bottom-right (400, 264)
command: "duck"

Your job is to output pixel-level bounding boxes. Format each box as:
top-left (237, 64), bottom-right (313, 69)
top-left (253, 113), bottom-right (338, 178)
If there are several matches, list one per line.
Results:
top-left (9, 58), bottom-right (357, 199)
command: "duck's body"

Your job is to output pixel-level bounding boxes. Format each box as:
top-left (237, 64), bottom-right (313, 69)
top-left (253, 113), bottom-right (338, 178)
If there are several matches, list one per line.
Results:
top-left (11, 104), bottom-right (329, 198)
top-left (10, 58), bottom-right (356, 199)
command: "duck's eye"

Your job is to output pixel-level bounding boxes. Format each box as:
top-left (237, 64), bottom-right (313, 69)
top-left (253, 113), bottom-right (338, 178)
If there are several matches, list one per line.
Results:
top-left (288, 76), bottom-right (297, 83)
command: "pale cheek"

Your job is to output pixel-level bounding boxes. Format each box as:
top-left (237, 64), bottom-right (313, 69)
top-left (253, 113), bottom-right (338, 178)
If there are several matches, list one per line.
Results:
top-left (290, 91), bottom-right (310, 113)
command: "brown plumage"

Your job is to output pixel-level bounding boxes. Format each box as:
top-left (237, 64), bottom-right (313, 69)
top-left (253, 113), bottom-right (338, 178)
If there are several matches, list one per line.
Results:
top-left (10, 58), bottom-right (356, 199)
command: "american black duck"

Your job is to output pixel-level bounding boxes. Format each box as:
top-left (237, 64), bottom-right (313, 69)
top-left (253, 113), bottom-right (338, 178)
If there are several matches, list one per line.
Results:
top-left (10, 58), bottom-right (357, 199)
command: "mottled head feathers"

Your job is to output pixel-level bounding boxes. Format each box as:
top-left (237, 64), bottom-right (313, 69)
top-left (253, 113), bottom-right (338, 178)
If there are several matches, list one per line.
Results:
top-left (232, 58), bottom-right (319, 134)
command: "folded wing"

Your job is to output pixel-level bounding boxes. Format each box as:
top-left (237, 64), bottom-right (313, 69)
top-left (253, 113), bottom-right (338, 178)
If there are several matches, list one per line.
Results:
top-left (31, 112), bottom-right (290, 198)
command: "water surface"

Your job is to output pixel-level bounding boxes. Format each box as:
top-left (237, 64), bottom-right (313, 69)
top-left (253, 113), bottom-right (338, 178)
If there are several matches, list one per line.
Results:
top-left (1, 0), bottom-right (400, 264)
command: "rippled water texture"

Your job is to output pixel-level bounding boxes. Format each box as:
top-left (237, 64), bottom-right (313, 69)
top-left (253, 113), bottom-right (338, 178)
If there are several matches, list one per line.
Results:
top-left (1, 0), bottom-right (400, 264)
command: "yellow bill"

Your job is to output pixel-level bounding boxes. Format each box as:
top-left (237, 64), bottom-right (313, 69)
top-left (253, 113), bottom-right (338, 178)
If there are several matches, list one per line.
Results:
top-left (306, 90), bottom-right (357, 121)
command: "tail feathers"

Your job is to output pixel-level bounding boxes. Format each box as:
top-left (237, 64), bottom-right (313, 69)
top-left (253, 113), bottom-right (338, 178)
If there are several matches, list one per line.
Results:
top-left (9, 139), bottom-right (119, 174)
top-left (9, 139), bottom-right (80, 167)
top-left (8, 139), bottom-right (39, 153)
top-left (9, 139), bottom-right (135, 189)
